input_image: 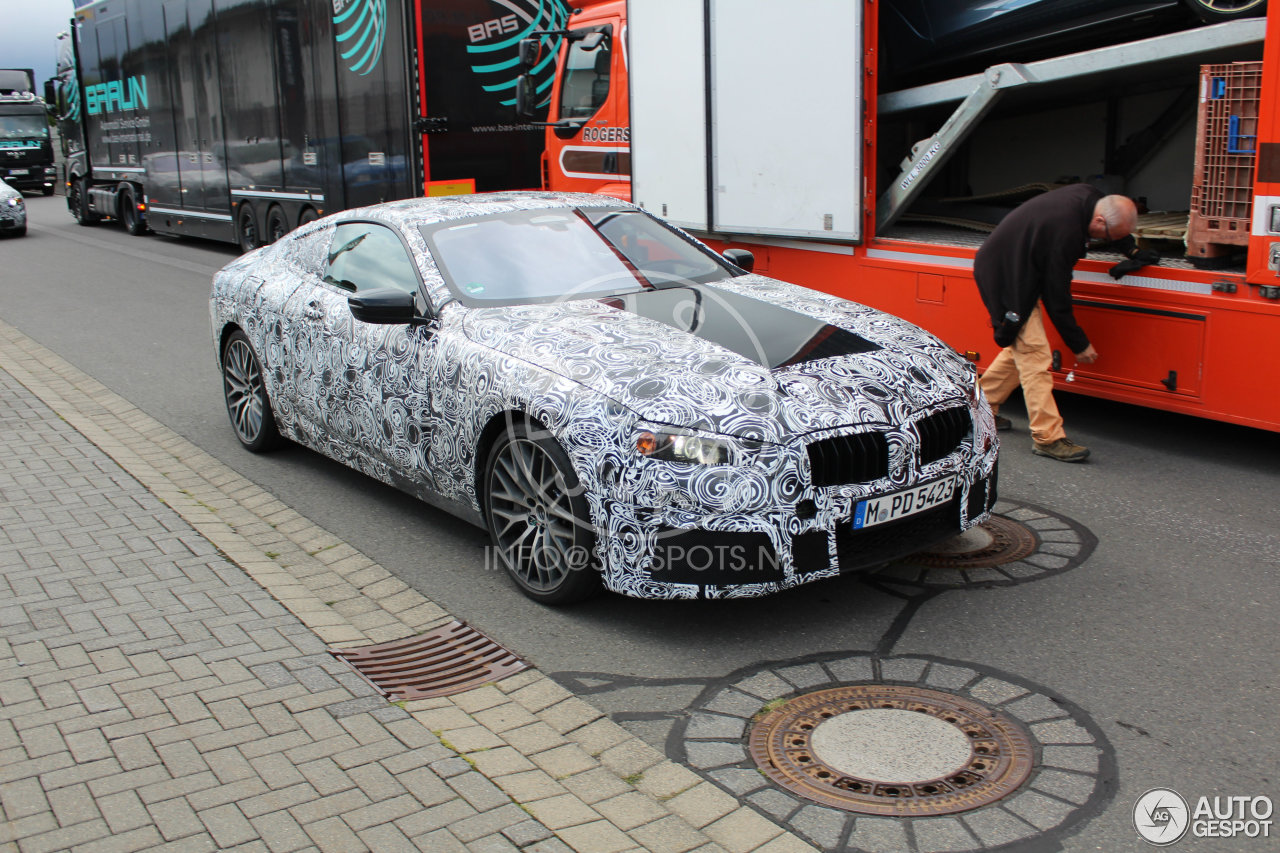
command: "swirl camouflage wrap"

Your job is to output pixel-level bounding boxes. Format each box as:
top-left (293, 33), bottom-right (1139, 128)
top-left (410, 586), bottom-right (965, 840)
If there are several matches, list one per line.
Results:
top-left (210, 192), bottom-right (999, 602)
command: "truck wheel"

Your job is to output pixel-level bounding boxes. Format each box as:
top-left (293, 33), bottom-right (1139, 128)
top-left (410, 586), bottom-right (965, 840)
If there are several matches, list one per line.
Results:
top-left (236, 204), bottom-right (260, 253)
top-left (1182, 0), bottom-right (1266, 21)
top-left (69, 178), bottom-right (100, 226)
top-left (119, 187), bottom-right (147, 236)
top-left (298, 208), bottom-right (318, 227)
top-left (266, 206), bottom-right (289, 243)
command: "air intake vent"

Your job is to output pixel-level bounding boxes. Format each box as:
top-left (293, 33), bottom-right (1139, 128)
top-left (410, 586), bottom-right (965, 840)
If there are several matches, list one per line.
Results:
top-left (917, 406), bottom-right (971, 465)
top-left (807, 431), bottom-right (889, 487)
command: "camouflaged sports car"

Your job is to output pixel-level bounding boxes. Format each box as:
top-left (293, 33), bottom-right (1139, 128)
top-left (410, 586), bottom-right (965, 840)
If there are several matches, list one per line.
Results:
top-left (0, 179), bottom-right (27, 237)
top-left (210, 192), bottom-right (999, 603)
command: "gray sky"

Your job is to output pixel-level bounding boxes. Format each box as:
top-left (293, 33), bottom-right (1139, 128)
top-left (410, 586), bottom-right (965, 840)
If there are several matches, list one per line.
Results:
top-left (0, 0), bottom-right (77, 90)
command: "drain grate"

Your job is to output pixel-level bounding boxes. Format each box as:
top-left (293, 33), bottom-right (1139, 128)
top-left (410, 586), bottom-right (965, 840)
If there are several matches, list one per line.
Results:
top-left (331, 620), bottom-right (528, 700)
top-left (904, 515), bottom-right (1038, 569)
top-left (748, 685), bottom-right (1034, 816)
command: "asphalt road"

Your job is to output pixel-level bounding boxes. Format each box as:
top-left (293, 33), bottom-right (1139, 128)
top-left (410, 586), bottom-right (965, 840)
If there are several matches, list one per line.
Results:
top-left (4, 194), bottom-right (1277, 852)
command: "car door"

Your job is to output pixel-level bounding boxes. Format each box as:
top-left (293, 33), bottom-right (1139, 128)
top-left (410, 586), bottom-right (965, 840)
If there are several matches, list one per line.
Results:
top-left (287, 220), bottom-right (442, 491)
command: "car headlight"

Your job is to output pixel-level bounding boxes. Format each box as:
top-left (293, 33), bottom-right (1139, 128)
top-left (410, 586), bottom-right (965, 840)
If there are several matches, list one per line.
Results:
top-left (5, 198), bottom-right (21, 209)
top-left (635, 428), bottom-right (736, 466)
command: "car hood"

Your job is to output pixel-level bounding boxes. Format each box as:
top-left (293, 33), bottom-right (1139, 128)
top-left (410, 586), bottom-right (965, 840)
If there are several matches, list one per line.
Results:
top-left (461, 276), bottom-right (974, 443)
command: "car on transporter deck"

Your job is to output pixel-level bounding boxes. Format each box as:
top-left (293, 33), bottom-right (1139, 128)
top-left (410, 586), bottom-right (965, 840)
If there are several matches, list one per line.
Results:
top-left (209, 192), bottom-right (1000, 603)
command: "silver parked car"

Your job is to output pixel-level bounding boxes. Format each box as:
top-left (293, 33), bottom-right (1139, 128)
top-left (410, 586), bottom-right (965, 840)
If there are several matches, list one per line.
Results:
top-left (210, 192), bottom-right (999, 603)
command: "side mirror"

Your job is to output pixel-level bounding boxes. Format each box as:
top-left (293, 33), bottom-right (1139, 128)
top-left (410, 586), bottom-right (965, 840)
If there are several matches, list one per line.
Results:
top-left (348, 288), bottom-right (421, 324)
top-left (43, 79), bottom-right (58, 109)
top-left (572, 31), bottom-right (606, 50)
top-left (514, 75), bottom-right (534, 121)
top-left (722, 249), bottom-right (755, 274)
top-left (518, 37), bottom-right (540, 71)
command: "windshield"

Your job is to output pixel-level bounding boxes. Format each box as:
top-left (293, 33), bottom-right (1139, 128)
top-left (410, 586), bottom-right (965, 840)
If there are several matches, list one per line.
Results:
top-left (0, 115), bottom-right (49, 140)
top-left (420, 207), bottom-right (736, 306)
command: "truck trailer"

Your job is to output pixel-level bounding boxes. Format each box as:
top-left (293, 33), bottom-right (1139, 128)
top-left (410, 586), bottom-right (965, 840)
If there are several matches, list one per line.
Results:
top-left (521, 0), bottom-right (1280, 433)
top-left (0, 68), bottom-right (57, 196)
top-left (50, 0), bottom-right (570, 249)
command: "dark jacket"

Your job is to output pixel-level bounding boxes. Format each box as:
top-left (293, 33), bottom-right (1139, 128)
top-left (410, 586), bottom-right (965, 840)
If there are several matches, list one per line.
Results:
top-left (974, 184), bottom-right (1099, 354)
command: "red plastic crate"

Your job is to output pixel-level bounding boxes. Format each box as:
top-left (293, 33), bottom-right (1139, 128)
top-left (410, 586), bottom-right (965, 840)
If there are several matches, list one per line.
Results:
top-left (1188, 61), bottom-right (1262, 258)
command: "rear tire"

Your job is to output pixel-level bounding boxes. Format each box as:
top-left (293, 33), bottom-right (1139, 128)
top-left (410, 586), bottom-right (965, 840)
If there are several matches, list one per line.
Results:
top-left (1182, 0), bottom-right (1266, 21)
top-left (119, 186), bottom-right (147, 236)
top-left (41, 185), bottom-right (54, 197)
top-left (483, 421), bottom-right (600, 605)
top-left (236, 203), bottom-right (260, 253)
top-left (221, 330), bottom-right (283, 453)
top-left (266, 206), bottom-right (289, 243)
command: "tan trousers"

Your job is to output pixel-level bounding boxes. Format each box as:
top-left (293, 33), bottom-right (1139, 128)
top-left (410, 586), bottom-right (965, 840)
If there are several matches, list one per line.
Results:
top-left (978, 306), bottom-right (1066, 445)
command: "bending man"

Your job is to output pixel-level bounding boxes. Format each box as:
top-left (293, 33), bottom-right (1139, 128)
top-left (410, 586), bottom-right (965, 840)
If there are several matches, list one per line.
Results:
top-left (975, 185), bottom-right (1138, 463)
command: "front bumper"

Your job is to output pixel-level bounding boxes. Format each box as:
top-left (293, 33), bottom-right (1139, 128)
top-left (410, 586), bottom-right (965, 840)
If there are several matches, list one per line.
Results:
top-left (591, 404), bottom-right (999, 599)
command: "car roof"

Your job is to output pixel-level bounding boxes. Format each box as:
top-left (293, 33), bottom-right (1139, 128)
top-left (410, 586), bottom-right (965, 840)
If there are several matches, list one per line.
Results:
top-left (340, 190), bottom-right (630, 230)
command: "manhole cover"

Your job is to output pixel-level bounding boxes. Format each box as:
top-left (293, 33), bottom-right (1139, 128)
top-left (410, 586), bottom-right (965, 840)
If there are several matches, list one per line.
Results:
top-left (748, 685), bottom-right (1034, 816)
top-left (906, 515), bottom-right (1038, 569)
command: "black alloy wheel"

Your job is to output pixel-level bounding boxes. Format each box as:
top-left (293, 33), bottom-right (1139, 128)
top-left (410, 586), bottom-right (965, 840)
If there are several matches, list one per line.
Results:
top-left (236, 203), bottom-right (260, 253)
top-left (119, 186), bottom-right (147, 236)
top-left (221, 330), bottom-right (283, 453)
top-left (484, 422), bottom-right (600, 604)
top-left (69, 178), bottom-right (100, 226)
top-left (266, 206), bottom-right (289, 243)
top-left (1183, 0), bottom-right (1266, 21)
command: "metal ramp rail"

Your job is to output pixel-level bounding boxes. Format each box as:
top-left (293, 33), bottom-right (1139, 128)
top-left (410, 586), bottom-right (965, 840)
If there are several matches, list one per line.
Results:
top-left (875, 17), bottom-right (1267, 233)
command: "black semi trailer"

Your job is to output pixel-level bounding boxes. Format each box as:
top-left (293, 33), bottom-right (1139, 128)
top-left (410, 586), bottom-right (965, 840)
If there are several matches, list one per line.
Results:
top-left (51, 0), bottom-right (568, 248)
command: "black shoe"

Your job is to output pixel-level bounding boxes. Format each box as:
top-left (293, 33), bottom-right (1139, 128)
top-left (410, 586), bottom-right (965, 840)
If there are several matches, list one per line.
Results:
top-left (994, 415), bottom-right (1012, 432)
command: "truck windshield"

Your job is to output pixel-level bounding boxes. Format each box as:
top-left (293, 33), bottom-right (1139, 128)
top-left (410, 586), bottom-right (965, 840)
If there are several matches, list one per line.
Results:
top-left (421, 206), bottom-right (734, 306)
top-left (0, 115), bottom-right (48, 139)
top-left (558, 26), bottom-right (611, 121)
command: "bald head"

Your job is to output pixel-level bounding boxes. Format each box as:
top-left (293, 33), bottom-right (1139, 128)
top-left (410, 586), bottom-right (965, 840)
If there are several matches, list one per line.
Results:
top-left (1090, 194), bottom-right (1138, 241)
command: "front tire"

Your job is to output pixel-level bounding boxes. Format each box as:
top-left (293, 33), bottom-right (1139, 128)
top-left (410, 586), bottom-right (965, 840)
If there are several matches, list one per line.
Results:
top-left (221, 330), bottom-right (283, 453)
top-left (1182, 0), bottom-right (1266, 21)
top-left (69, 178), bottom-right (100, 226)
top-left (484, 422), bottom-right (600, 604)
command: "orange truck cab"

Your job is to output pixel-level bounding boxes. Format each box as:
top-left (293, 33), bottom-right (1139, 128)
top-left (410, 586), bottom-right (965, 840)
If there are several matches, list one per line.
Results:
top-left (518, 0), bottom-right (630, 200)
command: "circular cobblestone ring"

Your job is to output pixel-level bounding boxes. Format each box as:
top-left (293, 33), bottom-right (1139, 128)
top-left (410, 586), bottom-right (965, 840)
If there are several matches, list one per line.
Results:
top-left (675, 654), bottom-right (1115, 853)
top-left (867, 499), bottom-right (1097, 590)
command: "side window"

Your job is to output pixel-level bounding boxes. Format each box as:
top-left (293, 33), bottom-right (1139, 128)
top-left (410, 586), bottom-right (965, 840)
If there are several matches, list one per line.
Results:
top-left (558, 26), bottom-right (612, 120)
top-left (323, 222), bottom-right (421, 295)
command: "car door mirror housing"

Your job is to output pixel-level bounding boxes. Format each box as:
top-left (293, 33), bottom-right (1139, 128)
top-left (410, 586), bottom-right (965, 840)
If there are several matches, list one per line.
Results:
top-left (348, 288), bottom-right (429, 325)
top-left (722, 249), bottom-right (755, 274)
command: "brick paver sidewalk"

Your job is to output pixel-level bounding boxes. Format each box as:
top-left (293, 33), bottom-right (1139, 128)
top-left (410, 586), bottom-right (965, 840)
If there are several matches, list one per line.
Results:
top-left (0, 321), bottom-right (813, 853)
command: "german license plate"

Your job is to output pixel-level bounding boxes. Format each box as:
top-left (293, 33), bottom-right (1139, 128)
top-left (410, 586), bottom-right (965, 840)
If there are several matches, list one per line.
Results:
top-left (853, 477), bottom-right (956, 530)
top-left (8, 169), bottom-right (28, 176)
